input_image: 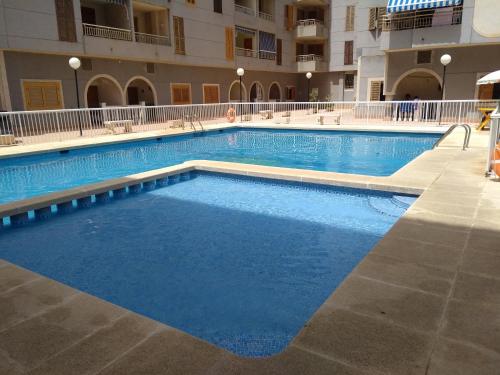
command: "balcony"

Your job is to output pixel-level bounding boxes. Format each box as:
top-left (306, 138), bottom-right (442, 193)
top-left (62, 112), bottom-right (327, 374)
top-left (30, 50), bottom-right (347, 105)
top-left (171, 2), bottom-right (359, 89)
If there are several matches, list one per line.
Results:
top-left (236, 48), bottom-right (258, 58)
top-left (381, 6), bottom-right (462, 31)
top-left (235, 4), bottom-right (255, 16)
top-left (135, 32), bottom-right (171, 46)
top-left (82, 23), bottom-right (132, 41)
top-left (295, 19), bottom-right (327, 40)
top-left (296, 54), bottom-right (326, 72)
top-left (293, 0), bottom-right (328, 5)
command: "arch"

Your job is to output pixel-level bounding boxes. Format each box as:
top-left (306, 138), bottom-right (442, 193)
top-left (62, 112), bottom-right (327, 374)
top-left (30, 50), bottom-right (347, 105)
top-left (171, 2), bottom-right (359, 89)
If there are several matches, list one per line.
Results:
top-left (249, 81), bottom-right (265, 102)
top-left (388, 68), bottom-right (443, 98)
top-left (268, 81), bottom-right (282, 102)
top-left (124, 75), bottom-right (158, 105)
top-left (228, 80), bottom-right (247, 102)
top-left (84, 74), bottom-right (124, 108)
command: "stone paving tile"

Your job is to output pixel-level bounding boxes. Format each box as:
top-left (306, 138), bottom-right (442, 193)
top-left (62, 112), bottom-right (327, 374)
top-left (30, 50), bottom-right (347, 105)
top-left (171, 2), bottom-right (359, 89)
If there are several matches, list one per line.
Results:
top-left (0, 293), bottom-right (126, 372)
top-left (0, 259), bottom-right (9, 268)
top-left (372, 236), bottom-right (462, 272)
top-left (0, 265), bottom-right (40, 294)
top-left (28, 314), bottom-right (160, 375)
top-left (403, 210), bottom-right (475, 229)
top-left (476, 207), bottom-right (500, 225)
top-left (353, 254), bottom-right (454, 296)
top-left (441, 300), bottom-right (500, 354)
top-left (97, 328), bottom-right (225, 375)
top-left (387, 219), bottom-right (470, 249)
top-left (294, 307), bottom-right (433, 375)
top-left (427, 337), bottom-right (500, 375)
top-left (325, 275), bottom-right (446, 332)
top-left (210, 346), bottom-right (369, 375)
top-left (0, 278), bottom-right (77, 331)
top-left (466, 227), bottom-right (500, 254)
top-left (410, 200), bottom-right (477, 219)
top-left (452, 272), bottom-right (500, 306)
top-left (462, 249), bottom-right (500, 280)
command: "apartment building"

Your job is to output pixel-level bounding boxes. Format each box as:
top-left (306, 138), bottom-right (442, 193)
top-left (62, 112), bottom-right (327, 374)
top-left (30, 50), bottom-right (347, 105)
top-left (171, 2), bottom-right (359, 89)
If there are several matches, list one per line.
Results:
top-left (0, 0), bottom-right (499, 111)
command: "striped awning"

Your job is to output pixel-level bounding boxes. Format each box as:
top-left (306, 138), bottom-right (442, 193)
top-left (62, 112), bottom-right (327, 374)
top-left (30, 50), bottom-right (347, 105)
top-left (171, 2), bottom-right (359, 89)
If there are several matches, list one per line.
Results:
top-left (387, 0), bottom-right (462, 13)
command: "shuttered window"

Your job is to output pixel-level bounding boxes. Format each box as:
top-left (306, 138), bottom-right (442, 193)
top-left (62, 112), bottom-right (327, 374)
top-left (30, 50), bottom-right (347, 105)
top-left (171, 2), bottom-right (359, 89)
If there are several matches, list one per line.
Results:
top-left (23, 81), bottom-right (64, 110)
top-left (171, 84), bottom-right (191, 105)
top-left (203, 84), bottom-right (220, 104)
top-left (276, 38), bottom-right (282, 66)
top-left (344, 74), bottom-right (354, 90)
top-left (369, 81), bottom-right (383, 101)
top-left (225, 27), bottom-right (234, 60)
top-left (285, 5), bottom-right (294, 31)
top-left (344, 41), bottom-right (353, 65)
top-left (478, 84), bottom-right (494, 100)
top-left (345, 6), bottom-right (355, 31)
top-left (173, 17), bottom-right (185, 55)
top-left (417, 50), bottom-right (432, 64)
top-left (368, 7), bottom-right (386, 30)
top-left (286, 86), bottom-right (296, 101)
top-left (214, 0), bottom-right (222, 13)
top-left (186, 0), bottom-right (195, 5)
top-left (55, 0), bottom-right (76, 42)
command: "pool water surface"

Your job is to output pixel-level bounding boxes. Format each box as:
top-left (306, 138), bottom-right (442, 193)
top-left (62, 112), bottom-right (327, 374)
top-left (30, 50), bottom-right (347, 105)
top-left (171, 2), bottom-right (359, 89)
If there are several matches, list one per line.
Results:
top-left (0, 128), bottom-right (439, 204)
top-left (0, 172), bottom-right (416, 356)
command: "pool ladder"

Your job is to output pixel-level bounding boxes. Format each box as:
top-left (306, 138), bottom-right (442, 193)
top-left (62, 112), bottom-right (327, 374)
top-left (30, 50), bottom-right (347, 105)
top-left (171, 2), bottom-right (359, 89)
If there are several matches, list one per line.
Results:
top-left (433, 124), bottom-right (471, 151)
top-left (185, 114), bottom-right (204, 133)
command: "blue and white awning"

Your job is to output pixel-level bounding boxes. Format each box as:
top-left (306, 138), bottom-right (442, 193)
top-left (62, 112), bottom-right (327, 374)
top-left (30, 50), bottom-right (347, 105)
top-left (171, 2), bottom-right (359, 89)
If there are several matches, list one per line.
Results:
top-left (387, 0), bottom-right (462, 13)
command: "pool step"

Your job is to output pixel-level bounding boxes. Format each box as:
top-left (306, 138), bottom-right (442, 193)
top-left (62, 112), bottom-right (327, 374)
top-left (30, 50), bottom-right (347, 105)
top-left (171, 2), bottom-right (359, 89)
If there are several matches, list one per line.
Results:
top-left (368, 195), bottom-right (414, 218)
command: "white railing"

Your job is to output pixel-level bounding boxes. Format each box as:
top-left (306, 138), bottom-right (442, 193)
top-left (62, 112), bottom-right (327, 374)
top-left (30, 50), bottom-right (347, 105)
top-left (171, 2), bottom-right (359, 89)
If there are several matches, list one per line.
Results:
top-left (296, 19), bottom-right (324, 27)
top-left (135, 32), bottom-right (171, 46)
top-left (259, 50), bottom-right (276, 60)
top-left (0, 100), bottom-right (495, 146)
top-left (296, 54), bottom-right (324, 62)
top-left (236, 47), bottom-right (258, 58)
top-left (382, 6), bottom-right (463, 31)
top-left (258, 11), bottom-right (274, 21)
top-left (235, 4), bottom-right (255, 16)
top-left (488, 110), bottom-right (500, 176)
top-left (83, 23), bottom-right (132, 41)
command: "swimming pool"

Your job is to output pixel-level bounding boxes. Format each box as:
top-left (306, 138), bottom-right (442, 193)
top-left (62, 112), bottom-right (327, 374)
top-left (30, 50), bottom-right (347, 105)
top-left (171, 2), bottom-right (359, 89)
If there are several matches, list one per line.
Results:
top-left (0, 172), bottom-right (416, 357)
top-left (0, 128), bottom-right (439, 204)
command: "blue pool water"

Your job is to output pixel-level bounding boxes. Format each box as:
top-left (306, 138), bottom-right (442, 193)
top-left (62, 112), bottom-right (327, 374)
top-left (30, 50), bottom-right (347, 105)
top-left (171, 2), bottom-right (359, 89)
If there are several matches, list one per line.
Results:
top-left (0, 172), bottom-right (416, 357)
top-left (0, 128), bottom-right (439, 204)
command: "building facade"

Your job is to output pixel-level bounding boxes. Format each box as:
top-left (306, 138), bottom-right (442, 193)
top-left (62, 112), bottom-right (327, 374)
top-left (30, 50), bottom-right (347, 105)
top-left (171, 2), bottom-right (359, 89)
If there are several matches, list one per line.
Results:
top-left (0, 0), bottom-right (499, 111)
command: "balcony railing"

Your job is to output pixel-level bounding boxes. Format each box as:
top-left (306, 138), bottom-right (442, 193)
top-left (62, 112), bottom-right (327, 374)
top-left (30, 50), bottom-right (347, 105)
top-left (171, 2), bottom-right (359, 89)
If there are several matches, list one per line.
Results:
top-left (259, 50), bottom-right (276, 60)
top-left (235, 4), bottom-right (255, 16)
top-left (236, 47), bottom-right (258, 58)
top-left (135, 32), bottom-right (171, 46)
top-left (382, 6), bottom-right (462, 31)
top-left (296, 54), bottom-right (324, 62)
top-left (82, 23), bottom-right (132, 41)
top-left (258, 11), bottom-right (274, 21)
top-left (296, 19), bottom-right (324, 27)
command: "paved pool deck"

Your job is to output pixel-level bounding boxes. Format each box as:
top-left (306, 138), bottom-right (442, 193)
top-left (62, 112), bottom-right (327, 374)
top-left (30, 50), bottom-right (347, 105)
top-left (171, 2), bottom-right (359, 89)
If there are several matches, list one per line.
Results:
top-left (1, 125), bottom-right (499, 374)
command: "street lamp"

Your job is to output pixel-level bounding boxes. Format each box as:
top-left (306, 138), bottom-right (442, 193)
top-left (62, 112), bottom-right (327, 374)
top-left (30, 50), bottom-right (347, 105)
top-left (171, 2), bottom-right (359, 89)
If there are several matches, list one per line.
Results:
top-left (306, 72), bottom-right (312, 102)
top-left (237, 67), bottom-right (245, 122)
top-left (439, 54), bottom-right (452, 124)
top-left (68, 57), bottom-right (83, 136)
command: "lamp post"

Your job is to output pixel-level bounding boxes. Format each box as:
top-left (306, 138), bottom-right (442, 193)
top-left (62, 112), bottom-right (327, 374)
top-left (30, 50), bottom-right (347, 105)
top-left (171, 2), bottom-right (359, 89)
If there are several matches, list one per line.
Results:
top-left (237, 67), bottom-right (245, 122)
top-left (68, 57), bottom-right (83, 136)
top-left (439, 54), bottom-right (451, 125)
top-left (306, 72), bottom-right (312, 102)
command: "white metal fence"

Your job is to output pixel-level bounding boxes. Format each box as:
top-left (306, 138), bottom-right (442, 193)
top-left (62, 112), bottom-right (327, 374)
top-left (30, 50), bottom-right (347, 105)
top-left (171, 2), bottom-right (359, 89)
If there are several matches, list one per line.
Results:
top-left (0, 100), bottom-right (495, 146)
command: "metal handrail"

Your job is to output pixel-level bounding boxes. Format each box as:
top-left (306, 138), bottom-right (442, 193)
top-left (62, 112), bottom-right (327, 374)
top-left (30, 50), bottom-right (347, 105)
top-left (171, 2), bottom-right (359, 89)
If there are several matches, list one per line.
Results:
top-left (433, 123), bottom-right (471, 151)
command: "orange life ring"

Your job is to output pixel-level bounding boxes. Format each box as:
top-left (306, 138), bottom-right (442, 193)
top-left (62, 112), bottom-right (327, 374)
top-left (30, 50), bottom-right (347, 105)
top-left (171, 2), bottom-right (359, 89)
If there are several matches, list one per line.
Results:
top-left (495, 144), bottom-right (500, 176)
top-left (226, 107), bottom-right (236, 123)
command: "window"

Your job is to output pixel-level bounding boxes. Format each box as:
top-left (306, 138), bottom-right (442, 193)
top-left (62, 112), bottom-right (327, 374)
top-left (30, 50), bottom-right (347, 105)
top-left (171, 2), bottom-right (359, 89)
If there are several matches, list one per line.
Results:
top-left (146, 63), bottom-right (155, 74)
top-left (23, 80), bottom-right (64, 110)
top-left (368, 7), bottom-right (386, 30)
top-left (203, 84), bottom-right (220, 104)
top-left (225, 27), bottom-right (234, 61)
top-left (344, 41), bottom-right (353, 65)
top-left (173, 17), bottom-right (185, 55)
top-left (276, 39), bottom-right (282, 66)
top-left (55, 0), bottom-right (76, 42)
top-left (345, 5), bottom-right (355, 31)
top-left (285, 86), bottom-right (296, 101)
top-left (186, 0), bottom-right (195, 5)
top-left (417, 50), bottom-right (432, 64)
top-left (344, 74), bottom-right (354, 90)
top-left (81, 58), bottom-right (92, 71)
top-left (369, 80), bottom-right (384, 101)
top-left (171, 83), bottom-right (192, 105)
top-left (214, 0), bottom-right (222, 13)
top-left (285, 5), bottom-right (294, 31)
